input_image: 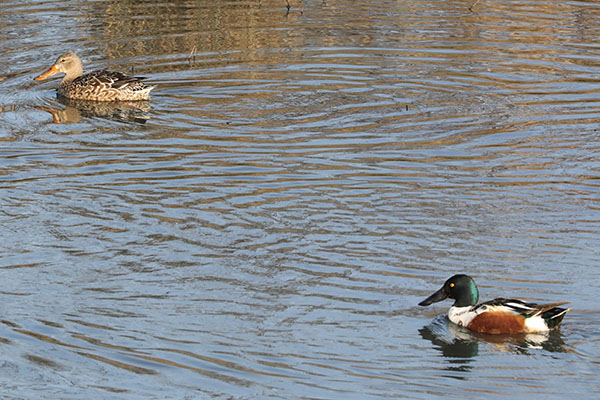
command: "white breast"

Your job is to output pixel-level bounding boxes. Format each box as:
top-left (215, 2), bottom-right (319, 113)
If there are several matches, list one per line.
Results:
top-left (448, 306), bottom-right (476, 327)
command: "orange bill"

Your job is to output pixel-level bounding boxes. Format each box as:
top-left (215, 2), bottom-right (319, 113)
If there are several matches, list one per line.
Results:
top-left (34, 64), bottom-right (60, 80)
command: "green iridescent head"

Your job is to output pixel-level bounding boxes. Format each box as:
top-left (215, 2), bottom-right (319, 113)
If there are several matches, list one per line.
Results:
top-left (418, 274), bottom-right (479, 308)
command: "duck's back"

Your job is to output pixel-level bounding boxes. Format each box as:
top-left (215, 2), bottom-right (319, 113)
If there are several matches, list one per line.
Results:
top-left (59, 70), bottom-right (154, 101)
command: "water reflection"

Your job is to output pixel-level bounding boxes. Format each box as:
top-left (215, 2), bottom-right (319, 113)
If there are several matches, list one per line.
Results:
top-left (36, 97), bottom-right (151, 124)
top-left (420, 315), bottom-right (569, 369)
top-left (419, 316), bottom-right (477, 375)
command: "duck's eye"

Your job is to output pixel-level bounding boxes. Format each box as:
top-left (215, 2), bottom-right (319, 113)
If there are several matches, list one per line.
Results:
top-left (449, 282), bottom-right (455, 288)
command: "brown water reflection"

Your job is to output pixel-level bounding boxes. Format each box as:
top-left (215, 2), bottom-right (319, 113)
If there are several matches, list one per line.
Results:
top-left (36, 98), bottom-right (151, 124)
top-left (1, 0), bottom-right (599, 399)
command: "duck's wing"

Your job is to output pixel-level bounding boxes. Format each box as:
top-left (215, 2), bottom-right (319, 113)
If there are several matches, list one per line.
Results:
top-left (479, 298), bottom-right (570, 318)
top-left (75, 70), bottom-right (151, 91)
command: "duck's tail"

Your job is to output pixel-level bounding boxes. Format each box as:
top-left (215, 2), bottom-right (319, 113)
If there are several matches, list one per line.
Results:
top-left (541, 305), bottom-right (571, 330)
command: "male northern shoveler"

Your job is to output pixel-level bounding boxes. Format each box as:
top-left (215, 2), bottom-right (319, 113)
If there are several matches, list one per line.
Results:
top-left (34, 52), bottom-right (155, 101)
top-left (418, 274), bottom-right (570, 334)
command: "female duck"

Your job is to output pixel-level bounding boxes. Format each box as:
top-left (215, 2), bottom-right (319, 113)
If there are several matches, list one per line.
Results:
top-left (34, 53), bottom-right (155, 101)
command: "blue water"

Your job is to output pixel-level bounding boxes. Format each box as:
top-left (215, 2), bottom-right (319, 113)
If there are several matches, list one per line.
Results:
top-left (0, 0), bottom-right (599, 398)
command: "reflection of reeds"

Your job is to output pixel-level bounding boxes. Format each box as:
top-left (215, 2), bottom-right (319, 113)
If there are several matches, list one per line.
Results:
top-left (96, 0), bottom-right (308, 63)
top-left (285, 0), bottom-right (304, 15)
top-left (259, 0), bottom-right (301, 15)
top-left (188, 45), bottom-right (197, 63)
top-left (469, 0), bottom-right (481, 12)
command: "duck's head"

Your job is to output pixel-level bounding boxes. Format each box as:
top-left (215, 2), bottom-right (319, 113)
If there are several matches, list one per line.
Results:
top-left (34, 52), bottom-right (83, 81)
top-left (418, 274), bottom-right (479, 307)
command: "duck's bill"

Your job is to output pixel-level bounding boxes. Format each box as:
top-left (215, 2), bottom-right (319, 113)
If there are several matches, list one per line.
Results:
top-left (418, 287), bottom-right (448, 306)
top-left (34, 64), bottom-right (60, 80)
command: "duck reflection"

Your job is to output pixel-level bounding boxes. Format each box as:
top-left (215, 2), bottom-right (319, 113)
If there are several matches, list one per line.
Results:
top-left (36, 96), bottom-right (151, 124)
top-left (420, 315), bottom-right (568, 368)
top-left (419, 316), bottom-right (478, 374)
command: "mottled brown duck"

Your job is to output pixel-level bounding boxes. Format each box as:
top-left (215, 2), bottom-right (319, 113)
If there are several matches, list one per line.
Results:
top-left (34, 52), bottom-right (155, 101)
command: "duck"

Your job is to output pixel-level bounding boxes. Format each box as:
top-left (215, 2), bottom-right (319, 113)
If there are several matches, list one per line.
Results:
top-left (418, 274), bottom-right (570, 334)
top-left (34, 52), bottom-right (155, 101)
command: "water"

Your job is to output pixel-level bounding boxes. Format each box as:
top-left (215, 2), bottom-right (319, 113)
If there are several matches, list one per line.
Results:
top-left (0, 0), bottom-right (599, 398)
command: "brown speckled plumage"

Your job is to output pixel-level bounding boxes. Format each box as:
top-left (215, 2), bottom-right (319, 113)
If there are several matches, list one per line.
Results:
top-left (35, 53), bottom-right (155, 101)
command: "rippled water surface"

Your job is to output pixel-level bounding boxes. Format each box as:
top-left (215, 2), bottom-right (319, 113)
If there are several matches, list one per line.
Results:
top-left (1, 0), bottom-right (599, 398)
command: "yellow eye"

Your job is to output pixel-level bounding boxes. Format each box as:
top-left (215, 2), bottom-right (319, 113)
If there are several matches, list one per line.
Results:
top-left (449, 283), bottom-right (455, 287)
